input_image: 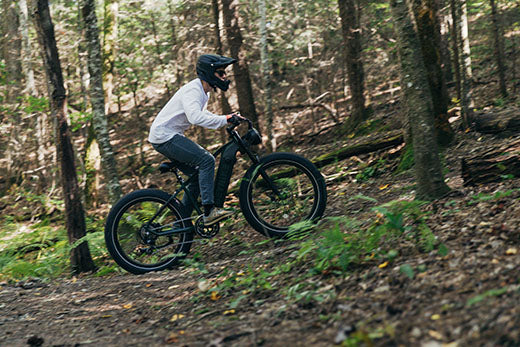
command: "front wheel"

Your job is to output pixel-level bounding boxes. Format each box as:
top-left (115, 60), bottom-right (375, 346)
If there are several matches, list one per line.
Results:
top-left (105, 189), bottom-right (193, 274)
top-left (239, 152), bottom-right (327, 238)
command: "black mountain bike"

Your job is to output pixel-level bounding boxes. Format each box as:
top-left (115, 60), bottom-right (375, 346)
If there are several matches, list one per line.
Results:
top-left (105, 118), bottom-right (327, 274)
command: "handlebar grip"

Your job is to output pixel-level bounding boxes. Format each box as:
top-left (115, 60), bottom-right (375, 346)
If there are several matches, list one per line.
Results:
top-left (226, 113), bottom-right (252, 131)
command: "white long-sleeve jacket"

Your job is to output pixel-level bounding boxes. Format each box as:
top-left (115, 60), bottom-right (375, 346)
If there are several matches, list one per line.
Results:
top-left (148, 78), bottom-right (228, 144)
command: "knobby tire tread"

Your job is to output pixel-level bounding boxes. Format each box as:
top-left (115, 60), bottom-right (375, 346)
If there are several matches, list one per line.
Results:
top-left (104, 189), bottom-right (193, 274)
top-left (239, 152), bottom-right (327, 238)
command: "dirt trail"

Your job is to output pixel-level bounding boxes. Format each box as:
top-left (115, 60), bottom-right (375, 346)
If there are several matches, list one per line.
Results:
top-left (2, 133), bottom-right (520, 346)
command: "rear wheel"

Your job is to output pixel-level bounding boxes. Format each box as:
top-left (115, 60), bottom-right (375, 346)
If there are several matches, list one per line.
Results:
top-left (105, 189), bottom-right (193, 274)
top-left (239, 152), bottom-right (327, 238)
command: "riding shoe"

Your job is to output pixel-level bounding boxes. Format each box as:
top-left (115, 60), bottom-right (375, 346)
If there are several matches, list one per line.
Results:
top-left (203, 207), bottom-right (234, 226)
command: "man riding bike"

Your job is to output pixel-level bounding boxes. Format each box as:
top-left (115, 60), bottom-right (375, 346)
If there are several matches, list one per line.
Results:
top-left (148, 54), bottom-right (245, 226)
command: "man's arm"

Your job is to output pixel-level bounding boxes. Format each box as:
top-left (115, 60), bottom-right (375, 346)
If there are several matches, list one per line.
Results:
top-left (181, 88), bottom-right (228, 129)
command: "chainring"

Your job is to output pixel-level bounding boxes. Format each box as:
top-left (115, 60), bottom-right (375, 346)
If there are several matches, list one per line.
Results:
top-left (194, 215), bottom-right (220, 238)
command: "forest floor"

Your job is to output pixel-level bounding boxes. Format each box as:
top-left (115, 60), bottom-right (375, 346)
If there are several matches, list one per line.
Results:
top-left (1, 111), bottom-right (520, 346)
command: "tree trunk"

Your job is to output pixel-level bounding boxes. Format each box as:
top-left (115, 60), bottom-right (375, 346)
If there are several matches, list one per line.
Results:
top-left (84, 126), bottom-right (101, 207)
top-left (31, 0), bottom-right (96, 274)
top-left (449, 0), bottom-right (462, 99)
top-left (167, 0), bottom-right (183, 88)
top-left (390, 0), bottom-right (451, 200)
top-left (168, 0), bottom-right (178, 53)
top-left (337, 0), bottom-right (372, 133)
top-left (489, 0), bottom-right (508, 98)
top-left (437, 0), bottom-right (454, 84)
top-left (2, 0), bottom-right (23, 102)
top-left (35, 111), bottom-right (51, 192)
top-left (259, 0), bottom-right (275, 152)
top-left (456, 0), bottom-right (475, 128)
top-left (513, 31), bottom-right (517, 95)
top-left (2, 0), bottom-right (24, 186)
top-left (103, 0), bottom-right (118, 114)
top-left (211, 0), bottom-right (233, 144)
top-left (221, 0), bottom-right (259, 129)
top-left (81, 0), bottom-right (122, 205)
top-left (19, 0), bottom-right (37, 96)
top-left (150, 14), bottom-right (167, 88)
top-left (461, 139), bottom-right (520, 186)
top-left (411, 0), bottom-right (454, 146)
top-left (212, 0), bottom-right (224, 55)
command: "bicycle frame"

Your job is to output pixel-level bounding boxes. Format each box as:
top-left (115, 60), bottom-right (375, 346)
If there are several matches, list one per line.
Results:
top-left (146, 119), bottom-right (281, 237)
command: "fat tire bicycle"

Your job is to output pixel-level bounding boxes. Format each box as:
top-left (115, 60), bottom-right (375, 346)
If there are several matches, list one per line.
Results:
top-left (105, 118), bottom-right (327, 274)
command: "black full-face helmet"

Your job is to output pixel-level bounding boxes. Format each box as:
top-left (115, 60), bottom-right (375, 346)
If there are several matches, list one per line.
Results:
top-left (196, 54), bottom-right (237, 91)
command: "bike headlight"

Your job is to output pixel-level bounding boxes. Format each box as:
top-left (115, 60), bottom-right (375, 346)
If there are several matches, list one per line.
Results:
top-left (243, 128), bottom-right (262, 146)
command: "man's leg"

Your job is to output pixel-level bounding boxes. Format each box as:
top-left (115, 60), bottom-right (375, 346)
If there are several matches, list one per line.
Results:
top-left (153, 134), bottom-right (216, 208)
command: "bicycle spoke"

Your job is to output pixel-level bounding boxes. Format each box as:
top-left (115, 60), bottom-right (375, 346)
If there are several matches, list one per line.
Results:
top-left (249, 162), bottom-right (316, 229)
top-left (110, 194), bottom-right (193, 269)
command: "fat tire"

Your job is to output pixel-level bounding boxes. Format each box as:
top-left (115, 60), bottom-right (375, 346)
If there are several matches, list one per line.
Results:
top-left (239, 152), bottom-right (327, 238)
top-left (105, 189), bottom-right (193, 274)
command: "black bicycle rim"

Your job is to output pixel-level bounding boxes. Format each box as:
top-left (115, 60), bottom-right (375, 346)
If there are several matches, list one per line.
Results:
top-left (246, 159), bottom-right (321, 232)
top-left (110, 196), bottom-right (189, 270)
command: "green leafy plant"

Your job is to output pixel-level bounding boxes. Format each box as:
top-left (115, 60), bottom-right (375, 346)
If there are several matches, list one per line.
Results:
top-left (467, 189), bottom-right (517, 205)
top-left (356, 159), bottom-right (387, 181)
top-left (181, 253), bottom-right (208, 275)
top-left (69, 111), bottom-right (92, 132)
top-left (0, 212), bottom-right (108, 281)
top-left (295, 200), bottom-right (444, 276)
top-left (22, 95), bottom-right (49, 114)
top-left (466, 286), bottom-right (511, 307)
top-left (400, 264), bottom-right (415, 279)
top-left (285, 281), bottom-right (335, 304)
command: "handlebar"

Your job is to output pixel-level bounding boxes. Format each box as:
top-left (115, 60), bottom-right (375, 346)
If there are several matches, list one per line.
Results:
top-left (226, 112), bottom-right (252, 133)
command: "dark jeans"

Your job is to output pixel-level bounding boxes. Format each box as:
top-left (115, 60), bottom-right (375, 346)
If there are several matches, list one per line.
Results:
top-left (152, 135), bottom-right (216, 213)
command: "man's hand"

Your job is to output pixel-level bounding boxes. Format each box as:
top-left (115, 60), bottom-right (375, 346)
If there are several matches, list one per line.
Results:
top-left (226, 112), bottom-right (246, 125)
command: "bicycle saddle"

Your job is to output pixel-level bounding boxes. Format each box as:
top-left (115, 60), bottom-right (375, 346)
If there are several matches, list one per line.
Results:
top-left (158, 162), bottom-right (177, 173)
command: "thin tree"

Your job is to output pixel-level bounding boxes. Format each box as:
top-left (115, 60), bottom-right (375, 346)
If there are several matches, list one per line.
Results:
top-left (81, 0), bottom-right (122, 205)
top-left (337, 0), bottom-right (372, 133)
top-left (411, 0), bottom-right (454, 146)
top-left (30, 0), bottom-right (96, 274)
top-left (259, 0), bottom-right (275, 151)
top-left (455, 0), bottom-right (474, 128)
top-left (150, 12), bottom-right (169, 93)
top-left (390, 0), bottom-right (451, 200)
top-left (167, 0), bottom-right (183, 88)
top-left (220, 0), bottom-right (259, 129)
top-left (489, 0), bottom-right (507, 98)
top-left (449, 0), bottom-right (462, 99)
top-left (76, 0), bottom-right (89, 113)
top-left (1, 0), bottom-right (24, 186)
top-left (437, 0), bottom-right (454, 85)
top-left (19, 0), bottom-right (37, 96)
top-left (103, 0), bottom-right (118, 113)
top-left (211, 0), bottom-right (233, 143)
top-left (513, 25), bottom-right (518, 95)
top-left (2, 0), bottom-right (23, 102)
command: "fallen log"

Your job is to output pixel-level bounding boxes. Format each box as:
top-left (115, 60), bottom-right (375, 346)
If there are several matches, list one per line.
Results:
top-left (461, 138), bottom-right (520, 186)
top-left (227, 130), bottom-right (405, 195)
top-left (311, 130), bottom-right (404, 169)
top-left (473, 108), bottom-right (520, 135)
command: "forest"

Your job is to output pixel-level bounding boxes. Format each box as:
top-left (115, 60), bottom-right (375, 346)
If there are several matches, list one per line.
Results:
top-left (1, 0), bottom-right (520, 345)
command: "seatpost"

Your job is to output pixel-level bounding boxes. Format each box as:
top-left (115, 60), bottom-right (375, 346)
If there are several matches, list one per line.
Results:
top-left (172, 167), bottom-right (185, 185)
